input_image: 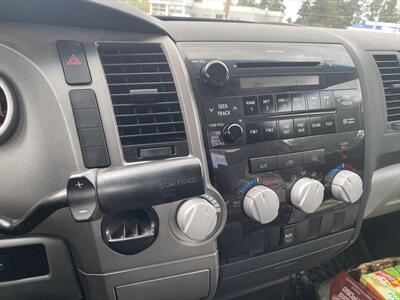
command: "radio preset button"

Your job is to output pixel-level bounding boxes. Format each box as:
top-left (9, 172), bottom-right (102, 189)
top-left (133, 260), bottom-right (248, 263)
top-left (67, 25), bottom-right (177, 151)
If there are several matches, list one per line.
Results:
top-left (293, 117), bottom-right (309, 137)
top-left (276, 94), bottom-right (292, 113)
top-left (306, 92), bottom-right (322, 110)
top-left (278, 119), bottom-right (294, 139)
top-left (320, 91), bottom-right (335, 109)
top-left (259, 95), bottom-right (276, 114)
top-left (277, 152), bottom-right (303, 169)
top-left (249, 156), bottom-right (278, 173)
top-left (334, 90), bottom-right (361, 110)
top-left (309, 116), bottom-right (324, 135)
top-left (243, 96), bottom-right (259, 115)
top-left (322, 114), bottom-right (336, 133)
top-left (337, 110), bottom-right (361, 132)
top-left (291, 92), bottom-right (306, 111)
top-left (263, 121), bottom-right (278, 140)
top-left (246, 123), bottom-right (263, 143)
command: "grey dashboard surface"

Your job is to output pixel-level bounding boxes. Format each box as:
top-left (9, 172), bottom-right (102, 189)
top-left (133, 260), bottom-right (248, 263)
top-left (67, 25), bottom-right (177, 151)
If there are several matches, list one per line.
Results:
top-left (0, 1), bottom-right (399, 299)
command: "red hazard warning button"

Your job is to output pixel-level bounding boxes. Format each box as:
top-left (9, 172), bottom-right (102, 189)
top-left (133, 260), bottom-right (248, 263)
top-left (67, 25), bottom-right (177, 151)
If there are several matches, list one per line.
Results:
top-left (57, 40), bottom-right (91, 85)
top-left (66, 55), bottom-right (82, 66)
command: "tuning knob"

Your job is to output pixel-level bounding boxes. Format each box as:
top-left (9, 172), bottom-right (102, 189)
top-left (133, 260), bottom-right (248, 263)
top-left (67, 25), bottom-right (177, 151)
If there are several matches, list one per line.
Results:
top-left (201, 60), bottom-right (230, 89)
top-left (291, 178), bottom-right (325, 213)
top-left (243, 185), bottom-right (280, 224)
top-left (222, 123), bottom-right (243, 143)
top-left (177, 197), bottom-right (218, 241)
top-left (331, 170), bottom-right (363, 203)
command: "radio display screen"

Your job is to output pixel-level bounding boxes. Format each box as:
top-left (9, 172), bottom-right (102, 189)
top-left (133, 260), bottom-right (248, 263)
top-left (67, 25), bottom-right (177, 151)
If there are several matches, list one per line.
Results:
top-left (239, 75), bottom-right (320, 89)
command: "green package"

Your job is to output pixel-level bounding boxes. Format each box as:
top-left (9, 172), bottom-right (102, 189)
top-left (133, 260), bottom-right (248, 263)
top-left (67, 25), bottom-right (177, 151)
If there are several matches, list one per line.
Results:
top-left (395, 265), bottom-right (400, 275)
top-left (360, 267), bottom-right (400, 299)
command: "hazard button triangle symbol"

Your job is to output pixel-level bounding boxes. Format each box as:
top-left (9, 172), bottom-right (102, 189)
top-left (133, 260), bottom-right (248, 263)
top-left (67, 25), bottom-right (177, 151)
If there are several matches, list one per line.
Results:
top-left (66, 55), bottom-right (82, 66)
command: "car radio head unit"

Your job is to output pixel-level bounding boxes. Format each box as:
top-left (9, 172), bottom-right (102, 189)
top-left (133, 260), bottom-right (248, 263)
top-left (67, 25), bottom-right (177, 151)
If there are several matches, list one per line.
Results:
top-left (180, 42), bottom-right (364, 262)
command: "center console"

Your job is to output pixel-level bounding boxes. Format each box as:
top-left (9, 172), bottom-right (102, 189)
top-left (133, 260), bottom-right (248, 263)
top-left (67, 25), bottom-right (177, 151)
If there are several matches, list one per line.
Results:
top-left (179, 42), bottom-right (364, 280)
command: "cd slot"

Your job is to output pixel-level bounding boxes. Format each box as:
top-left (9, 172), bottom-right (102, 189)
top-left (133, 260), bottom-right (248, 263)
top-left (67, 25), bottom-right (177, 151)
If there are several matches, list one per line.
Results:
top-left (236, 61), bottom-right (321, 69)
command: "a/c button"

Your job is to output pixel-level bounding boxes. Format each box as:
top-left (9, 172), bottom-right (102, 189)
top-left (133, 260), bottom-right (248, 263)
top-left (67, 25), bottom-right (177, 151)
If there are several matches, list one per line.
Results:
top-left (249, 156), bottom-right (278, 174)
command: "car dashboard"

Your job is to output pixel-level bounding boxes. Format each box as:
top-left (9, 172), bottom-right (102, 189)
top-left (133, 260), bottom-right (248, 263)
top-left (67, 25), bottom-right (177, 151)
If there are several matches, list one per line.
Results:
top-left (0, 1), bottom-right (399, 300)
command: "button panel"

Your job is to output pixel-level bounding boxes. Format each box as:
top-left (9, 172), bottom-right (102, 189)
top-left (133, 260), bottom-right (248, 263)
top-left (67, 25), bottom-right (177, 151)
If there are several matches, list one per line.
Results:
top-left (70, 89), bottom-right (110, 168)
top-left (243, 114), bottom-right (337, 143)
top-left (249, 149), bottom-right (326, 173)
top-left (203, 90), bottom-right (362, 148)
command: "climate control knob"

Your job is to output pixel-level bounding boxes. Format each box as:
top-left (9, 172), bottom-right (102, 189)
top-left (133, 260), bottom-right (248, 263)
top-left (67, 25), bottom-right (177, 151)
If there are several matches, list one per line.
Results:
top-left (291, 178), bottom-right (325, 213)
top-left (331, 170), bottom-right (363, 203)
top-left (222, 123), bottom-right (243, 143)
top-left (177, 197), bottom-right (218, 242)
top-left (243, 185), bottom-right (280, 224)
top-left (201, 60), bottom-right (230, 89)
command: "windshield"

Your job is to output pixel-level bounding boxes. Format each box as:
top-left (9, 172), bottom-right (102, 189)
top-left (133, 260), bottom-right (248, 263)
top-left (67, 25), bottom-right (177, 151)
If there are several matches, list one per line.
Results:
top-left (122, 0), bottom-right (400, 32)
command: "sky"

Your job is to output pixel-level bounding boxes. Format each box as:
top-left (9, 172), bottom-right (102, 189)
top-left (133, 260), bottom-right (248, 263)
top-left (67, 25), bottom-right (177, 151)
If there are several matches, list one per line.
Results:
top-left (283, 0), bottom-right (302, 21)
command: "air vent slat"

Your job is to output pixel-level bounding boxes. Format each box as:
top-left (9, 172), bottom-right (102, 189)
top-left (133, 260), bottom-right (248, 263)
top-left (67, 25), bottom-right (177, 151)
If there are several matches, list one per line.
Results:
top-left (111, 91), bottom-right (177, 97)
top-left (99, 43), bottom-right (188, 162)
top-left (102, 62), bottom-right (169, 67)
top-left (115, 111), bottom-right (183, 118)
top-left (373, 53), bottom-right (400, 123)
top-left (107, 72), bottom-right (171, 76)
top-left (382, 79), bottom-right (400, 84)
top-left (120, 131), bottom-right (187, 139)
top-left (118, 121), bottom-right (184, 128)
top-left (101, 53), bottom-right (164, 58)
top-left (113, 101), bottom-right (179, 108)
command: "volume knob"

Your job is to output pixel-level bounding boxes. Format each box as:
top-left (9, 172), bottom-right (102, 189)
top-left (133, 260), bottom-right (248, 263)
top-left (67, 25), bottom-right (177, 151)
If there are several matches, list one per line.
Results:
top-left (331, 170), bottom-right (363, 203)
top-left (201, 60), bottom-right (230, 89)
top-left (243, 185), bottom-right (280, 224)
top-left (291, 178), bottom-right (325, 213)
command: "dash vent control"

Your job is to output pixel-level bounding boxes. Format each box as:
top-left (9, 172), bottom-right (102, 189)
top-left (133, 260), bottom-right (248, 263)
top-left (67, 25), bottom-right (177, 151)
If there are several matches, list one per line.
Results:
top-left (98, 43), bottom-right (189, 162)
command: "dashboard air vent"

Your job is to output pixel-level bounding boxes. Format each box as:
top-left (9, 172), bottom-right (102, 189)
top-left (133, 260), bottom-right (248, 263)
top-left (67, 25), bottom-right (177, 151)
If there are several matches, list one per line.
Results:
top-left (373, 53), bottom-right (400, 123)
top-left (98, 43), bottom-right (188, 162)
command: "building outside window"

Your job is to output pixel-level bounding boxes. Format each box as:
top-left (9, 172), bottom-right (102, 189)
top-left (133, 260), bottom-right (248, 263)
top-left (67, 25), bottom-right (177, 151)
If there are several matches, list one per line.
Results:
top-left (147, 0), bottom-right (284, 22)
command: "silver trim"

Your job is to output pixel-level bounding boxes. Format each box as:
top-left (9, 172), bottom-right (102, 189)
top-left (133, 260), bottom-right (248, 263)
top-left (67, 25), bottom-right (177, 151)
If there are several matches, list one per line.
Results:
top-left (0, 77), bottom-right (17, 143)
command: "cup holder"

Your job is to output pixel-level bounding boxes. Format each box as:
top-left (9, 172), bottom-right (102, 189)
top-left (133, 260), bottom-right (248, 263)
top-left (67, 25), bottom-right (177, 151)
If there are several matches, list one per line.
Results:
top-left (101, 208), bottom-right (158, 255)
